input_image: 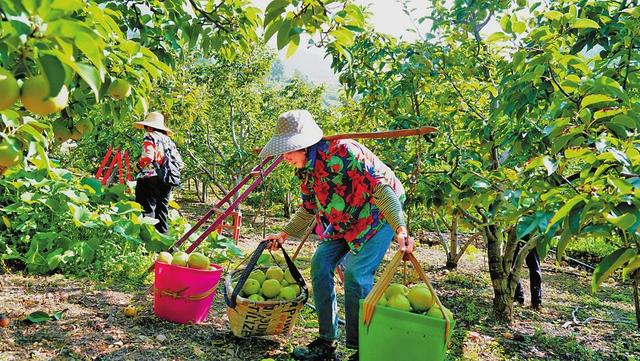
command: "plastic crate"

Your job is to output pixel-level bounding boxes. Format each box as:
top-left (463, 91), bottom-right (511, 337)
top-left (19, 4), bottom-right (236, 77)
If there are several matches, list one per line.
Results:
top-left (359, 301), bottom-right (455, 361)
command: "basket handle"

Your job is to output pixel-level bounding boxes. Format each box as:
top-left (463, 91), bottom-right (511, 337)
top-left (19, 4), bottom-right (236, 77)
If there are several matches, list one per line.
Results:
top-left (361, 251), bottom-right (451, 348)
top-left (224, 241), bottom-right (308, 308)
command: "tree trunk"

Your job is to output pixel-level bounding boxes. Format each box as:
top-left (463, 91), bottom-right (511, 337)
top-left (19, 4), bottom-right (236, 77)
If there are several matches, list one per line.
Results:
top-left (491, 276), bottom-right (513, 323)
top-left (446, 214), bottom-right (459, 269)
top-left (484, 226), bottom-right (513, 323)
top-left (194, 178), bottom-right (203, 202)
top-left (634, 269), bottom-right (640, 330)
top-left (431, 211), bottom-right (453, 268)
top-left (283, 191), bottom-right (292, 218)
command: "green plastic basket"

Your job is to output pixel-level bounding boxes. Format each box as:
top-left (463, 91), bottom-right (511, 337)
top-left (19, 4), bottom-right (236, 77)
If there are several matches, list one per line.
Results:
top-left (359, 300), bottom-right (455, 361)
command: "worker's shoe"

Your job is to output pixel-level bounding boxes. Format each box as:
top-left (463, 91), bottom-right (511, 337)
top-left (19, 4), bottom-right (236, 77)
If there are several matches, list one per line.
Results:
top-left (531, 303), bottom-right (543, 312)
top-left (292, 338), bottom-right (338, 361)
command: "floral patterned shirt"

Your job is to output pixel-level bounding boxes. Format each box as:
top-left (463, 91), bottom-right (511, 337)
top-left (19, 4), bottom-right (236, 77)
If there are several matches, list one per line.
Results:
top-left (298, 139), bottom-right (405, 254)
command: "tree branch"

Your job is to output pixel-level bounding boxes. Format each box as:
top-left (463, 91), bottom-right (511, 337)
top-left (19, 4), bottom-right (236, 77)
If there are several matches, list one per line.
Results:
top-left (453, 231), bottom-right (482, 263)
top-left (548, 63), bottom-right (579, 105)
top-left (435, 208), bottom-right (452, 231)
top-left (184, 147), bottom-right (230, 199)
top-left (455, 205), bottom-right (483, 226)
top-left (187, 0), bottom-right (233, 32)
top-left (430, 212), bottom-right (450, 255)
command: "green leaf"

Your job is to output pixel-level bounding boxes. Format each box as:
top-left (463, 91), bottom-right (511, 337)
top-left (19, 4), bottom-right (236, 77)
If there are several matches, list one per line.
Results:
top-left (500, 15), bottom-right (511, 32)
top-left (536, 236), bottom-right (553, 260)
top-left (344, 25), bottom-right (364, 32)
top-left (80, 177), bottom-right (103, 195)
top-left (516, 216), bottom-right (538, 240)
top-left (611, 114), bottom-right (637, 129)
top-left (68, 203), bottom-right (92, 227)
top-left (52, 309), bottom-right (67, 320)
top-left (472, 180), bottom-right (490, 190)
top-left (345, 4), bottom-right (365, 26)
top-left (513, 21), bottom-right (526, 34)
top-left (573, 18), bottom-right (600, 29)
top-left (566, 205), bottom-right (581, 234)
top-left (51, 0), bottom-right (83, 12)
top-left (62, 189), bottom-right (89, 204)
top-left (606, 212), bottom-right (637, 230)
top-left (265, 0), bottom-right (288, 18)
top-left (556, 228), bottom-right (572, 262)
top-left (74, 62), bottom-right (101, 101)
top-left (622, 254), bottom-right (640, 280)
top-left (593, 76), bottom-right (624, 98)
top-left (285, 34), bottom-right (299, 58)
top-left (46, 248), bottom-right (64, 270)
top-left (17, 123), bottom-right (46, 144)
top-left (26, 311), bottom-right (52, 324)
top-left (544, 10), bottom-right (563, 21)
top-left (288, 27), bottom-right (303, 36)
top-left (548, 195), bottom-right (586, 231)
top-left (40, 54), bottom-right (66, 98)
top-left (29, 142), bottom-right (50, 170)
top-left (276, 18), bottom-right (292, 50)
top-left (593, 107), bottom-right (623, 120)
top-left (75, 31), bottom-right (103, 71)
top-left (592, 248), bottom-right (635, 292)
top-left (525, 156), bottom-right (544, 170)
top-left (581, 94), bottom-right (615, 108)
top-left (487, 32), bottom-right (509, 42)
top-left (330, 28), bottom-right (354, 47)
top-left (257, 253), bottom-right (272, 266)
top-left (607, 175), bottom-right (633, 194)
top-left (263, 19), bottom-right (282, 42)
top-left (512, 51), bottom-right (525, 70)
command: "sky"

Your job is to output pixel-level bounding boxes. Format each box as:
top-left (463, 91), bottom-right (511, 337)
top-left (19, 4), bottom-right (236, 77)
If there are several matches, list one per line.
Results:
top-left (254, 0), bottom-right (432, 86)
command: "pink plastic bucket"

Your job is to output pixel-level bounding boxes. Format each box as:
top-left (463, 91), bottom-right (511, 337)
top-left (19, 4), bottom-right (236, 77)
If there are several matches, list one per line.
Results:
top-left (153, 261), bottom-right (223, 324)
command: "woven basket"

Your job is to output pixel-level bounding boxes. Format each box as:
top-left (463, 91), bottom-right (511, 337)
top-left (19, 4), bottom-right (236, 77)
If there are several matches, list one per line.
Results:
top-left (224, 242), bottom-right (308, 337)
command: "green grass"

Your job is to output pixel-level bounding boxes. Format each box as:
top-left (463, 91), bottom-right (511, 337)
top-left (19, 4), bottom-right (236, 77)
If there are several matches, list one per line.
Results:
top-left (502, 329), bottom-right (602, 361)
top-left (565, 237), bottom-right (618, 259)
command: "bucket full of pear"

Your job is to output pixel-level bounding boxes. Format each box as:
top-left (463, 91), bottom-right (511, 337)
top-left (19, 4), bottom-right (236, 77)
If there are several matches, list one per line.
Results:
top-left (153, 251), bottom-right (223, 324)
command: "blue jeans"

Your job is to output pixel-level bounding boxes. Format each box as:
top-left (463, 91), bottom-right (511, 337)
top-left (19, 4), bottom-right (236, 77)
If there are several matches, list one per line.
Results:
top-left (311, 222), bottom-right (394, 349)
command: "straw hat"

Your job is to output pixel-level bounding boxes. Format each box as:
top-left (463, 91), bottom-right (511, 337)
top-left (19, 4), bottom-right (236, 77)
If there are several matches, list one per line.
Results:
top-left (133, 111), bottom-right (174, 136)
top-left (259, 110), bottom-right (323, 158)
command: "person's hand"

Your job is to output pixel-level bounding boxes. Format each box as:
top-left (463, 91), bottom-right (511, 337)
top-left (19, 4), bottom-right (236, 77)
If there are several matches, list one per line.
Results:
top-left (264, 231), bottom-right (288, 251)
top-left (396, 226), bottom-right (414, 254)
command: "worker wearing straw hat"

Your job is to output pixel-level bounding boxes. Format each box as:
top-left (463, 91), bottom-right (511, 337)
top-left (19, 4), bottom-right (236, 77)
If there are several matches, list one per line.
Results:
top-left (263, 110), bottom-right (413, 361)
top-left (133, 111), bottom-right (182, 234)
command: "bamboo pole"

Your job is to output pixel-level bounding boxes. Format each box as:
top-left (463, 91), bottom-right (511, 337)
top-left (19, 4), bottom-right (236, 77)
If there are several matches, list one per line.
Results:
top-left (253, 125), bottom-right (438, 154)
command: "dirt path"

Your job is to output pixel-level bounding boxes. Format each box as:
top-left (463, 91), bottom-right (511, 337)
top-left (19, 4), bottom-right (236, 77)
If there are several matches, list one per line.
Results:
top-left (1, 206), bottom-right (639, 360)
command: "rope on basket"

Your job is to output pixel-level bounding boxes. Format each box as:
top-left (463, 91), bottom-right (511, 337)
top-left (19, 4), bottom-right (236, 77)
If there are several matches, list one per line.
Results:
top-left (361, 251), bottom-right (452, 349)
top-left (155, 285), bottom-right (218, 301)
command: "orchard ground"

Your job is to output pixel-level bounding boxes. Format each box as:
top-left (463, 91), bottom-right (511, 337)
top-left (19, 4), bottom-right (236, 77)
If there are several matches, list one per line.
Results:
top-left (0, 199), bottom-right (638, 361)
